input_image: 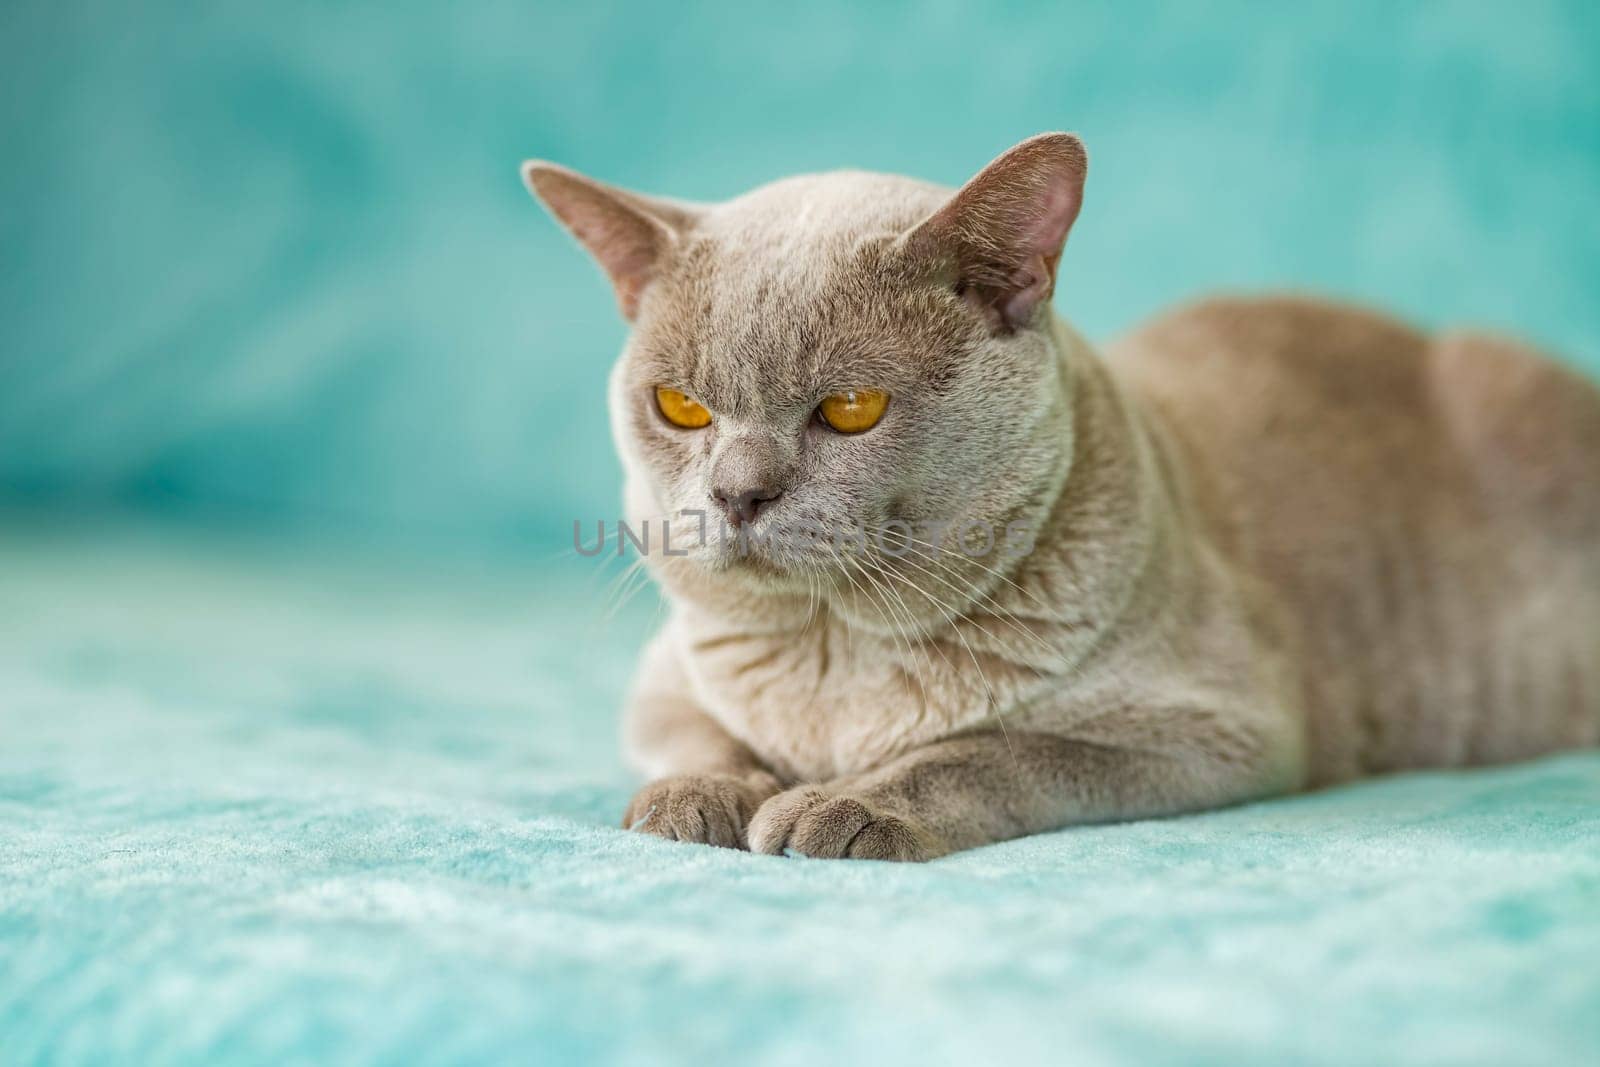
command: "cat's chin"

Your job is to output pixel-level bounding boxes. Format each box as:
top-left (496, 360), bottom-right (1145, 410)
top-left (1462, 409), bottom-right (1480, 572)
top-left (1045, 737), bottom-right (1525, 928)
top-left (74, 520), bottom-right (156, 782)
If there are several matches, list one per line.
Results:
top-left (651, 539), bottom-right (836, 599)
top-left (695, 543), bottom-right (818, 582)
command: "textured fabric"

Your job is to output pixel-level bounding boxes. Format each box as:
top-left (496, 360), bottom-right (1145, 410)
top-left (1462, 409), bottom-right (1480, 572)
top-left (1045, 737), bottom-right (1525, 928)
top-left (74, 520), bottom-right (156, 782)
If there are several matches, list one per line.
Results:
top-left (3, 526), bottom-right (1597, 1066)
top-left (4, 2), bottom-right (1599, 547)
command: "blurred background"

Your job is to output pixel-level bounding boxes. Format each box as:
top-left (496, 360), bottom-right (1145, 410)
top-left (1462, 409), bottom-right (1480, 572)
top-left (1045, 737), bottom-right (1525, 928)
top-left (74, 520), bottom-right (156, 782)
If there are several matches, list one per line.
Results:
top-left (5, 0), bottom-right (1598, 556)
top-left (5, 7), bottom-right (1600, 1063)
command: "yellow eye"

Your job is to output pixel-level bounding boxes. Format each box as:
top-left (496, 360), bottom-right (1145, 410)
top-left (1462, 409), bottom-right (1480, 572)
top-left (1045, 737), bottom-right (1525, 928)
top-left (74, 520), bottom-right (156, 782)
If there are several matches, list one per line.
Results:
top-left (655, 386), bottom-right (712, 429)
top-left (818, 389), bottom-right (890, 434)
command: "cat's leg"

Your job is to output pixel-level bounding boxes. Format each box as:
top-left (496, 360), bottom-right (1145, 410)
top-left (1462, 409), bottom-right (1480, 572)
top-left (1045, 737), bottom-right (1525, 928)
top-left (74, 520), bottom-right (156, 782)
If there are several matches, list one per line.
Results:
top-left (621, 632), bottom-right (781, 848)
top-left (622, 693), bottom-right (781, 848)
top-left (747, 716), bottom-right (1299, 861)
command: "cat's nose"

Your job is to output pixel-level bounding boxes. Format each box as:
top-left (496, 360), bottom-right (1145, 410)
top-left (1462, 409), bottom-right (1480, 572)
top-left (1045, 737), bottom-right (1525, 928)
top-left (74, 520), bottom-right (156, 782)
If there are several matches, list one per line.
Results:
top-left (711, 484), bottom-right (784, 527)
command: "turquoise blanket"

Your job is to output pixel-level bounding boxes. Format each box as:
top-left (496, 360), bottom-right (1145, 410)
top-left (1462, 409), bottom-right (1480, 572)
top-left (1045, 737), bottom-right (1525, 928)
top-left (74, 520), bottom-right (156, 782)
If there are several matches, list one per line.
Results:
top-left (3, 525), bottom-right (1597, 1065)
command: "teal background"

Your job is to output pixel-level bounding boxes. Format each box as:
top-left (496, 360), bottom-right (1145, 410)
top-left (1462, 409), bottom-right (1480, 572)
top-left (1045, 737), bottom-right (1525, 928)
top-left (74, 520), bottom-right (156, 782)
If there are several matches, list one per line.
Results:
top-left (4, 8), bottom-right (1600, 1064)
top-left (3, 0), bottom-right (1599, 551)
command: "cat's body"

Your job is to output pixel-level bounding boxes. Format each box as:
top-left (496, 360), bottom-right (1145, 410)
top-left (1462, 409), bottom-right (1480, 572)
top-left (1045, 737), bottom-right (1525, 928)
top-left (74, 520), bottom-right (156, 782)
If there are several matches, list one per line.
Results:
top-left (526, 135), bottom-right (1600, 860)
top-left (1115, 297), bottom-right (1600, 784)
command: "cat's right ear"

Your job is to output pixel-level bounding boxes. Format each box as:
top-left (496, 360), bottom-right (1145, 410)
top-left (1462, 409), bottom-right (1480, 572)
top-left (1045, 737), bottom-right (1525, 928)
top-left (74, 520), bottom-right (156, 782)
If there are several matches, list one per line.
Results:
top-left (521, 162), bottom-right (700, 320)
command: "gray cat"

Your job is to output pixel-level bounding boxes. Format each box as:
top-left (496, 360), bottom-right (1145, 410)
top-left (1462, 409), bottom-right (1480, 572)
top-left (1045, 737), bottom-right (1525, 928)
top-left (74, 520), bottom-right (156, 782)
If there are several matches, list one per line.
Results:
top-left (524, 133), bottom-right (1600, 861)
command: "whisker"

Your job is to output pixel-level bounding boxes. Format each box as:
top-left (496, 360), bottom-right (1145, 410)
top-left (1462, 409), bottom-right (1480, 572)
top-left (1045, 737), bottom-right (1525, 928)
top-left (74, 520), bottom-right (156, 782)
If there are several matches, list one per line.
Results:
top-left (845, 554), bottom-right (927, 677)
top-left (867, 552), bottom-right (1018, 767)
top-left (595, 555), bottom-right (654, 629)
top-left (885, 541), bottom-right (1060, 664)
top-left (869, 525), bottom-right (1084, 628)
top-left (855, 553), bottom-right (947, 683)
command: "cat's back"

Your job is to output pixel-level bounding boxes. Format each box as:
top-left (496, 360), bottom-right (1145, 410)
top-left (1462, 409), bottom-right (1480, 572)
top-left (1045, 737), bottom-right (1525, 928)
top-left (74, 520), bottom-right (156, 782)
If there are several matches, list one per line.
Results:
top-left (1104, 293), bottom-right (1600, 546)
top-left (1104, 294), bottom-right (1600, 781)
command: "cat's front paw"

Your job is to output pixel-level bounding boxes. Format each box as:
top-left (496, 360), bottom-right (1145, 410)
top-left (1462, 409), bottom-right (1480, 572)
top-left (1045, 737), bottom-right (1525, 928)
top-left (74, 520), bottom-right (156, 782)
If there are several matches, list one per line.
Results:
top-left (747, 787), bottom-right (947, 862)
top-left (623, 773), bottom-right (776, 849)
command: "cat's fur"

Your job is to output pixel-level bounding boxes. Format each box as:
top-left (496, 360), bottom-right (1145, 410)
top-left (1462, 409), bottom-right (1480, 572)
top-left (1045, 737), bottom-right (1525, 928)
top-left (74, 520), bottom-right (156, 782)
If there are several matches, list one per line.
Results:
top-left (524, 134), bottom-right (1600, 861)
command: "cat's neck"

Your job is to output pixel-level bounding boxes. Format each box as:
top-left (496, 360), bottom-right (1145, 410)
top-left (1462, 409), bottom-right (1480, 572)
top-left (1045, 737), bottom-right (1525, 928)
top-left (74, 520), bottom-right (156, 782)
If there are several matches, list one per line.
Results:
top-left (980, 317), bottom-right (1187, 674)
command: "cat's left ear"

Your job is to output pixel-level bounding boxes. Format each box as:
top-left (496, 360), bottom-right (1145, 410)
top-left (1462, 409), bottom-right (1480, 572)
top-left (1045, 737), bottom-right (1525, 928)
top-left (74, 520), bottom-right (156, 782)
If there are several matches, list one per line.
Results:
top-left (901, 132), bottom-right (1087, 332)
top-left (522, 161), bottom-right (701, 320)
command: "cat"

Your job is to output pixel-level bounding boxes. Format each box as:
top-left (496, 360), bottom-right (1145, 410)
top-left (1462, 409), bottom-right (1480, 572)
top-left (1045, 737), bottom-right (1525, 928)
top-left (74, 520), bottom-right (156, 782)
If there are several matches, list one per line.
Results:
top-left (523, 133), bottom-right (1600, 861)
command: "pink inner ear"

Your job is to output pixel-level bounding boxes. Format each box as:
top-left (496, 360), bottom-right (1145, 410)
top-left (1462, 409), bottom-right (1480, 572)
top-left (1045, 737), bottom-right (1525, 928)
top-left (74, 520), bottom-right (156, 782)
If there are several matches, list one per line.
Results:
top-left (525, 162), bottom-right (689, 321)
top-left (1000, 258), bottom-right (1054, 327)
top-left (562, 204), bottom-right (661, 318)
top-left (919, 135), bottom-right (1088, 331)
top-left (1018, 178), bottom-right (1083, 260)
top-left (992, 169), bottom-right (1084, 327)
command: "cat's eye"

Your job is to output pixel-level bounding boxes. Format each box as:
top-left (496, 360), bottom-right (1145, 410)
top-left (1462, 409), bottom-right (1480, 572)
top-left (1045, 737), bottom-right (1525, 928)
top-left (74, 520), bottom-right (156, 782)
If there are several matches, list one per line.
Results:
top-left (655, 386), bottom-right (712, 429)
top-left (817, 389), bottom-right (890, 434)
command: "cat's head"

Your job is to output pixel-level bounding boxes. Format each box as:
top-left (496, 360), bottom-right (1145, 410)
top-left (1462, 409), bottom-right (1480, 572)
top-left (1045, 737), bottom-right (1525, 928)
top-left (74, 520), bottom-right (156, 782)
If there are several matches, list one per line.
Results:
top-left (524, 134), bottom-right (1088, 626)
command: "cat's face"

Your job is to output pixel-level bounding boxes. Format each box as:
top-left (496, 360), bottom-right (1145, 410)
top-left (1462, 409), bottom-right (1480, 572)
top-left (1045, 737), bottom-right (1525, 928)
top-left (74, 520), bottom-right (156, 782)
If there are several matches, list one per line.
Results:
top-left (527, 135), bottom-right (1087, 627)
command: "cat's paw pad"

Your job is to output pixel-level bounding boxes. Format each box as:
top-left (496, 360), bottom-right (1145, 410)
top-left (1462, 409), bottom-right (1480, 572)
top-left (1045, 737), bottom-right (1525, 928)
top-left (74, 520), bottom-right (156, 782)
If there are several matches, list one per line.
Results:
top-left (623, 773), bottom-right (772, 849)
top-left (747, 787), bottom-right (946, 862)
